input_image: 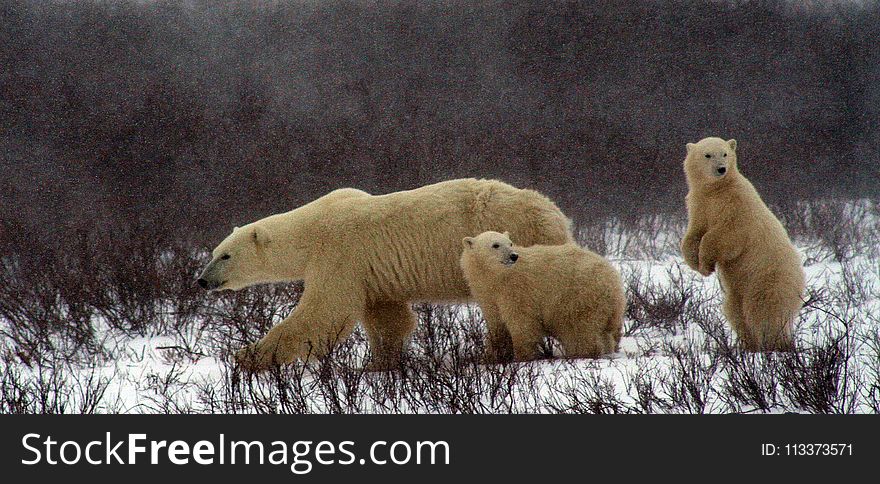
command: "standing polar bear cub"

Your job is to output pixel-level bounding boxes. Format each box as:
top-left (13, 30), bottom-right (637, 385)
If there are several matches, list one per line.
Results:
top-left (198, 178), bottom-right (572, 371)
top-left (460, 231), bottom-right (624, 362)
top-left (681, 137), bottom-right (805, 351)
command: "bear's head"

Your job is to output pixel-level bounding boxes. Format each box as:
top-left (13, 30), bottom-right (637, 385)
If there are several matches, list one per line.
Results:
top-left (684, 137), bottom-right (738, 187)
top-left (462, 231), bottom-right (519, 267)
top-left (198, 224), bottom-right (274, 291)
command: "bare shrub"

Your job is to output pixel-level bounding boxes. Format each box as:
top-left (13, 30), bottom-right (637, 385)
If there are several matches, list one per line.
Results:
top-left (781, 199), bottom-right (879, 264)
top-left (624, 265), bottom-right (692, 336)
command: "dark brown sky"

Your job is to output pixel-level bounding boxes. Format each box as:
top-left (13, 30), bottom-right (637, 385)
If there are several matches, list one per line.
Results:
top-left (2, 0), bottom-right (878, 241)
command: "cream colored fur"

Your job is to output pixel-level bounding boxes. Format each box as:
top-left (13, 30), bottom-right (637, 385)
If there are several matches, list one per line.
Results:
top-left (199, 179), bottom-right (573, 371)
top-left (681, 137), bottom-right (805, 351)
top-left (460, 231), bottom-right (624, 362)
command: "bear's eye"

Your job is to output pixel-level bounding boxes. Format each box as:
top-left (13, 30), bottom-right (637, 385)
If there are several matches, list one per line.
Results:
top-left (723, 153), bottom-right (727, 157)
top-left (704, 153), bottom-right (711, 159)
top-left (492, 243), bottom-right (500, 249)
top-left (220, 254), bottom-right (231, 260)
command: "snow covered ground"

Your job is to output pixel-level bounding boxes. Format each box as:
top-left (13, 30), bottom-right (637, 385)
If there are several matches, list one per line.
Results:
top-left (2, 205), bottom-right (878, 414)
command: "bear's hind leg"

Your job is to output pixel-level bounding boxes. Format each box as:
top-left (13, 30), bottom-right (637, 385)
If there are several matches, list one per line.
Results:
top-left (742, 294), bottom-right (796, 352)
top-left (553, 308), bottom-right (616, 359)
top-left (558, 334), bottom-right (605, 359)
top-left (722, 290), bottom-right (756, 350)
top-left (362, 301), bottom-right (417, 371)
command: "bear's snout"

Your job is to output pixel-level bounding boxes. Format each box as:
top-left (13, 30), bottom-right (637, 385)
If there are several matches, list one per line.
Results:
top-left (197, 277), bottom-right (225, 290)
top-left (510, 252), bottom-right (519, 262)
top-left (196, 264), bottom-right (225, 290)
top-left (716, 166), bottom-right (727, 176)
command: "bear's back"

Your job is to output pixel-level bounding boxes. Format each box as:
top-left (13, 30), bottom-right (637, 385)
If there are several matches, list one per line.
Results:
top-left (322, 179), bottom-right (572, 302)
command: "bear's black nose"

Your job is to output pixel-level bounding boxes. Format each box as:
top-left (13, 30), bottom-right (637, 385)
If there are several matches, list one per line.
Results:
top-left (197, 278), bottom-right (208, 289)
top-left (717, 166), bottom-right (727, 175)
top-left (510, 253), bottom-right (519, 262)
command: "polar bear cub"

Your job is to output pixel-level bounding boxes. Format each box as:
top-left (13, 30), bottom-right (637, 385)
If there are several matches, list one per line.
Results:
top-left (460, 231), bottom-right (624, 362)
top-left (681, 137), bottom-right (805, 351)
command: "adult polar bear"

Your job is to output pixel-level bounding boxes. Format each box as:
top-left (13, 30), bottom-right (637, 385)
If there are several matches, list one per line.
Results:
top-left (198, 178), bottom-right (573, 371)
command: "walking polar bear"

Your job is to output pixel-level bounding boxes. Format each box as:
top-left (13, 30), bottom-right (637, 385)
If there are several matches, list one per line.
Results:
top-left (460, 231), bottom-right (624, 362)
top-left (198, 178), bottom-right (572, 371)
top-left (681, 137), bottom-right (805, 351)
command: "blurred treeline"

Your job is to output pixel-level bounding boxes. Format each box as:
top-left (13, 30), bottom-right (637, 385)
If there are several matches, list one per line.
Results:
top-left (2, 0), bottom-right (878, 249)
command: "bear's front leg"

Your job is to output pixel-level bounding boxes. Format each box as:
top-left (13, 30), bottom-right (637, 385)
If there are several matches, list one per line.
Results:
top-left (235, 322), bottom-right (301, 371)
top-left (680, 228), bottom-right (703, 272)
top-left (697, 236), bottom-right (717, 277)
top-left (697, 229), bottom-right (742, 277)
top-left (235, 294), bottom-right (358, 372)
top-left (480, 302), bottom-right (513, 364)
top-left (502, 312), bottom-right (545, 362)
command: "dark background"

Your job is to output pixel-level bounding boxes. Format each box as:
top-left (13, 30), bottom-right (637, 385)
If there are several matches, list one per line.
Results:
top-left (2, 0), bottom-right (878, 248)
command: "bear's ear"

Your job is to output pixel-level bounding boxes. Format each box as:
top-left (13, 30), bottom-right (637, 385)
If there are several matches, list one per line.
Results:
top-left (462, 237), bottom-right (474, 249)
top-left (252, 226), bottom-right (271, 247)
top-left (686, 143), bottom-right (696, 153)
top-left (727, 139), bottom-right (737, 151)
top-left (502, 231), bottom-right (510, 238)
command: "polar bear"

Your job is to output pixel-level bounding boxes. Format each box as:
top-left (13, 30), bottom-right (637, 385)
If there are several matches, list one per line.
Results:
top-left (197, 178), bottom-right (573, 371)
top-left (681, 137), bottom-right (805, 351)
top-left (459, 231), bottom-right (624, 362)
